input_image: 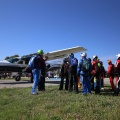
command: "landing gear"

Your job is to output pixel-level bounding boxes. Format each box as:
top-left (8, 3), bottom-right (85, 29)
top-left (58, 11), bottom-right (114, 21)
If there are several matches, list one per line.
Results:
top-left (15, 76), bottom-right (21, 81)
top-left (15, 73), bottom-right (22, 81)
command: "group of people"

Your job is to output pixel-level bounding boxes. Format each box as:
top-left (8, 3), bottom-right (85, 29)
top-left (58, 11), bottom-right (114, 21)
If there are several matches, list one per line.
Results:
top-left (30, 51), bottom-right (79, 95)
top-left (59, 52), bottom-right (120, 95)
top-left (59, 53), bottom-right (79, 93)
top-left (59, 52), bottom-right (104, 95)
top-left (29, 49), bottom-right (120, 95)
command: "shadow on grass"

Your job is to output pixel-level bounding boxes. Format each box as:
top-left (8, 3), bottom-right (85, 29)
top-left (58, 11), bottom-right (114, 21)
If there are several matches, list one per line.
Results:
top-left (91, 87), bottom-right (119, 96)
top-left (0, 79), bottom-right (60, 85)
top-left (0, 80), bottom-right (31, 85)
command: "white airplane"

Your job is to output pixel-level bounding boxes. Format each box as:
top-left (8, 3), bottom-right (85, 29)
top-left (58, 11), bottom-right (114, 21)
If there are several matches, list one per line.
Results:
top-left (0, 46), bottom-right (87, 81)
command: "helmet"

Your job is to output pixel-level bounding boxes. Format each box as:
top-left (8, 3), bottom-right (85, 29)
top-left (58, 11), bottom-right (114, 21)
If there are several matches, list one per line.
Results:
top-left (37, 50), bottom-right (44, 55)
top-left (63, 57), bottom-right (68, 63)
top-left (92, 55), bottom-right (98, 60)
top-left (107, 59), bottom-right (111, 64)
top-left (70, 53), bottom-right (74, 58)
top-left (81, 52), bottom-right (87, 57)
top-left (116, 53), bottom-right (120, 59)
top-left (100, 61), bottom-right (103, 65)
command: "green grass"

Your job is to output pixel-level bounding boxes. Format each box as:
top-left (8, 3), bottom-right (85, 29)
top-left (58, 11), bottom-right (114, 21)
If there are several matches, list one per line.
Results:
top-left (0, 85), bottom-right (120, 120)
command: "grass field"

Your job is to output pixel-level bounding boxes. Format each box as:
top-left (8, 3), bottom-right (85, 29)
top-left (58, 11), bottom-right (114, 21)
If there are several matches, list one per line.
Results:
top-left (0, 84), bottom-right (120, 120)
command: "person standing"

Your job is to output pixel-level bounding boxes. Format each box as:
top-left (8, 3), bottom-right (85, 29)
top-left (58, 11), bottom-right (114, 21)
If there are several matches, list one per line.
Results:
top-left (59, 57), bottom-right (69, 90)
top-left (100, 61), bottom-right (106, 90)
top-left (91, 56), bottom-right (98, 91)
top-left (113, 54), bottom-right (120, 95)
top-left (91, 55), bottom-right (102, 94)
top-left (38, 56), bottom-right (48, 91)
top-left (107, 60), bottom-right (115, 91)
top-left (77, 52), bottom-right (91, 95)
top-left (115, 54), bottom-right (120, 84)
top-left (69, 53), bottom-right (78, 93)
top-left (31, 50), bottom-right (44, 95)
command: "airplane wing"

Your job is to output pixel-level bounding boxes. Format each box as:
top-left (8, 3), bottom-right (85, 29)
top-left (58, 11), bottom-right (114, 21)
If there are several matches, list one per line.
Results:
top-left (20, 46), bottom-right (87, 62)
top-left (0, 46), bottom-right (86, 75)
top-left (44, 46), bottom-right (87, 60)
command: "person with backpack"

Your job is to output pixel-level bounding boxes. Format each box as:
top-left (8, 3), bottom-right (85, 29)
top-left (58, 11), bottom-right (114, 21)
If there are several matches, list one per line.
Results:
top-left (77, 52), bottom-right (91, 95)
top-left (107, 60), bottom-right (115, 91)
top-left (30, 49), bottom-right (45, 95)
top-left (59, 57), bottom-right (69, 90)
top-left (91, 55), bottom-right (102, 94)
top-left (68, 53), bottom-right (78, 93)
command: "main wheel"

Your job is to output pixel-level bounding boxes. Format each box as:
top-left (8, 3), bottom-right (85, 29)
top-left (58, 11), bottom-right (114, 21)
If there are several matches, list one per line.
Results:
top-left (15, 76), bottom-right (21, 81)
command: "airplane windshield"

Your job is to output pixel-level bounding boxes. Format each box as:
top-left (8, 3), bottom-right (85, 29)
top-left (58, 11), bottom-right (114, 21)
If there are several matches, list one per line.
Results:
top-left (6, 58), bottom-right (19, 63)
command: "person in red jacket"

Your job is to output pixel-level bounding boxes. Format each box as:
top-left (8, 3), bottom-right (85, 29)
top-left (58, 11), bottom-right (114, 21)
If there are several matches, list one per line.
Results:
top-left (91, 55), bottom-right (99, 75)
top-left (107, 60), bottom-right (115, 90)
top-left (115, 54), bottom-right (120, 83)
top-left (91, 55), bottom-right (103, 94)
top-left (113, 53), bottom-right (120, 95)
top-left (91, 55), bottom-right (99, 91)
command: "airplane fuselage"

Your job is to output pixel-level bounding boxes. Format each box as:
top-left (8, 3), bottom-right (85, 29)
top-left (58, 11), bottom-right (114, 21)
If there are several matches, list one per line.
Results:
top-left (0, 63), bottom-right (27, 72)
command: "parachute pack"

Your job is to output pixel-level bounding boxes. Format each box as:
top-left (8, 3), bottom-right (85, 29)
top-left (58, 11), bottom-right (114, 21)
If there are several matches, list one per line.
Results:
top-left (70, 58), bottom-right (78, 67)
top-left (28, 55), bottom-right (37, 70)
top-left (81, 59), bottom-right (91, 72)
top-left (95, 61), bottom-right (102, 75)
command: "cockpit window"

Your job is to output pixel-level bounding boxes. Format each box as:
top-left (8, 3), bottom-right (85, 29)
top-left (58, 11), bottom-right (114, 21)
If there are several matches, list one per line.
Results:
top-left (6, 58), bottom-right (19, 63)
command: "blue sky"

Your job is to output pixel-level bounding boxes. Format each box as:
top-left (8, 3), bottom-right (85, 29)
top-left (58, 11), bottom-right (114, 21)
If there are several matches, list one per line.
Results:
top-left (0, 0), bottom-right (120, 70)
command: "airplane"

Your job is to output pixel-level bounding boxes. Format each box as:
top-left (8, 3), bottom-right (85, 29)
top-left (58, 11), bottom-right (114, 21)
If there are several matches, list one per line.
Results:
top-left (0, 46), bottom-right (87, 81)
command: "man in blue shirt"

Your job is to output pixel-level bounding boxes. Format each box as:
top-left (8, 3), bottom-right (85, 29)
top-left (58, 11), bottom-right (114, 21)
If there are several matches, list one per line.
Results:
top-left (77, 52), bottom-right (91, 95)
top-left (31, 50), bottom-right (45, 95)
top-left (69, 53), bottom-right (78, 94)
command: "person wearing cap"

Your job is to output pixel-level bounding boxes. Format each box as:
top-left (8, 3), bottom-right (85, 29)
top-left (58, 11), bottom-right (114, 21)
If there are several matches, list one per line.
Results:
top-left (68, 53), bottom-right (78, 93)
top-left (107, 60), bottom-right (115, 90)
top-left (77, 52), bottom-right (91, 95)
top-left (31, 49), bottom-right (45, 95)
